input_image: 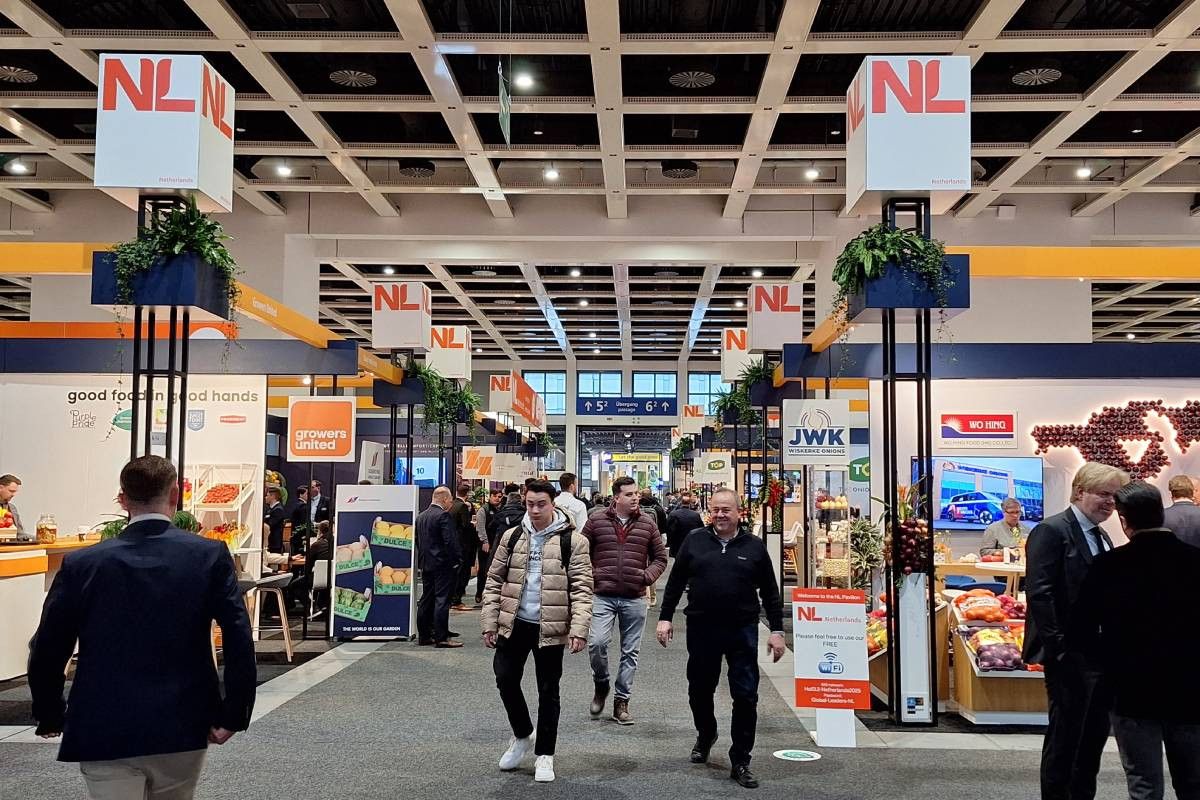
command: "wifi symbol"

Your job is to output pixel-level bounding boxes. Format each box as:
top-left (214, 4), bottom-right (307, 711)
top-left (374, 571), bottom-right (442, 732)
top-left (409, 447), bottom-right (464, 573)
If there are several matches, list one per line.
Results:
top-left (823, 653), bottom-right (838, 662)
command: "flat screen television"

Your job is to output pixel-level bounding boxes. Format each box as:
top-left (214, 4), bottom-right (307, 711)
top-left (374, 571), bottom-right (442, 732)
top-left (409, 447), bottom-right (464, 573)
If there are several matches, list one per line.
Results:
top-left (395, 457), bottom-right (444, 488)
top-left (912, 456), bottom-right (1044, 531)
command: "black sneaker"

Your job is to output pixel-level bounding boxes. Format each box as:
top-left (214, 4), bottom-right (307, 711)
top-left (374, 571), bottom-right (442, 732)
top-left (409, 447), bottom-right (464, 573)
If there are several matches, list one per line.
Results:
top-left (730, 764), bottom-right (759, 789)
top-left (690, 733), bottom-right (717, 763)
top-left (447, 630), bottom-right (461, 638)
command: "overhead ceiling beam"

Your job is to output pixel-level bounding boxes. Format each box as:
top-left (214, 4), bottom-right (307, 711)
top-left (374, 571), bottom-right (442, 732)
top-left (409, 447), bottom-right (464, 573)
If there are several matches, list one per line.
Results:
top-left (425, 263), bottom-right (520, 360)
top-left (584, 0), bottom-right (627, 219)
top-left (0, 186), bottom-right (51, 212)
top-left (1091, 281), bottom-right (1164, 310)
top-left (613, 263), bottom-right (632, 361)
top-left (519, 263), bottom-right (574, 361)
top-left (183, 0), bottom-right (397, 216)
top-left (383, 1), bottom-right (512, 219)
top-left (1096, 297), bottom-right (1199, 336)
top-left (232, 170), bottom-right (285, 215)
top-left (680, 264), bottom-right (722, 363)
top-left (955, 0), bottom-right (1026, 63)
top-left (1146, 320), bottom-right (1200, 342)
top-left (319, 304), bottom-right (372, 340)
top-left (1072, 127), bottom-right (1200, 216)
top-left (722, 0), bottom-right (818, 219)
top-left (326, 259), bottom-right (375, 293)
top-left (2, 0), bottom-right (98, 82)
top-left (957, 0), bottom-right (1200, 217)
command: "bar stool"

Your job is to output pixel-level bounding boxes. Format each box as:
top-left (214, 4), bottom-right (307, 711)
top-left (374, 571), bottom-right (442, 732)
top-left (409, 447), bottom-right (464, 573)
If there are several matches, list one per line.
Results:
top-left (239, 574), bottom-right (295, 662)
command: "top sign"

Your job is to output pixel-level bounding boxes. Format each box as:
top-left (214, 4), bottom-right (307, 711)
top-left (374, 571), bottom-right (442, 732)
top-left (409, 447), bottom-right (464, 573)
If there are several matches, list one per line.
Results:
top-left (427, 325), bottom-right (472, 380)
top-left (371, 281), bottom-right (432, 352)
top-left (845, 56), bottom-right (970, 214)
top-left (748, 284), bottom-right (806, 352)
top-left (95, 54), bottom-right (235, 212)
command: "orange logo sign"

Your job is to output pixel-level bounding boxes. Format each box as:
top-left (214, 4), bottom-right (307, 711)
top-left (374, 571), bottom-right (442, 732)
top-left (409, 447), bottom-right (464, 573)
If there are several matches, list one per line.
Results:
top-left (683, 405), bottom-right (705, 419)
top-left (751, 285), bottom-right (802, 313)
top-left (101, 57), bottom-right (233, 139)
top-left (464, 448), bottom-right (494, 477)
top-left (724, 328), bottom-right (748, 351)
top-left (288, 398), bottom-right (354, 460)
top-left (431, 326), bottom-right (467, 349)
top-left (373, 283), bottom-right (431, 313)
top-left (489, 375), bottom-right (511, 392)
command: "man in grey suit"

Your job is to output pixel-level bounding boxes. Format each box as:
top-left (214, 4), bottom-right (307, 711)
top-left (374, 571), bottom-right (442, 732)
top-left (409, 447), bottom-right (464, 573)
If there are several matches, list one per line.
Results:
top-left (1164, 475), bottom-right (1200, 549)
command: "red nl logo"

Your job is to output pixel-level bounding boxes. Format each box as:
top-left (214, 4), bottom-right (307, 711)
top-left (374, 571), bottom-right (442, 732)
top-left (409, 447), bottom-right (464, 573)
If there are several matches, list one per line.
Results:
top-left (490, 375), bottom-right (511, 392)
top-left (683, 405), bottom-right (705, 419)
top-left (101, 57), bottom-right (233, 139)
top-left (373, 283), bottom-right (431, 314)
top-left (751, 285), bottom-right (803, 313)
top-left (848, 58), bottom-right (966, 135)
top-left (723, 328), bottom-right (747, 352)
top-left (431, 326), bottom-right (467, 349)
top-left (797, 606), bottom-right (824, 622)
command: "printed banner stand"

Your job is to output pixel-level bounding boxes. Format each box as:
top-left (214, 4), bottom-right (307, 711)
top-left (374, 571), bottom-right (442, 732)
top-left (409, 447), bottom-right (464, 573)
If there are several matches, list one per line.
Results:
top-left (332, 484), bottom-right (419, 640)
top-left (792, 587), bottom-right (869, 748)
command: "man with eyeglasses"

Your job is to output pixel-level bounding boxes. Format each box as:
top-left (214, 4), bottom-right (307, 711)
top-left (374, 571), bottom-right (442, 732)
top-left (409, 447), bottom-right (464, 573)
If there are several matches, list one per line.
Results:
top-left (1025, 462), bottom-right (1130, 800)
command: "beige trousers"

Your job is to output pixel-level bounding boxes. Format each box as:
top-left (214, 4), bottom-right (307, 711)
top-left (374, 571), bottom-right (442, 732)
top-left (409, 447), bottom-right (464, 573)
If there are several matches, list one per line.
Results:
top-left (79, 749), bottom-right (207, 800)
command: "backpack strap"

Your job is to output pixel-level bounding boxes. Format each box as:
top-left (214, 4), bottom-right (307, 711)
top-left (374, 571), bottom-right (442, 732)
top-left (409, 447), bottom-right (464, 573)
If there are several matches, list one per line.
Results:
top-left (500, 524), bottom-right (573, 601)
top-left (500, 524), bottom-right (525, 582)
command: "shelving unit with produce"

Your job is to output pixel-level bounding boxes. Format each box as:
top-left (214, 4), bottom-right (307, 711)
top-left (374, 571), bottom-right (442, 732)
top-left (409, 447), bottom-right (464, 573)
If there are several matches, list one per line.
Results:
top-left (187, 463), bottom-right (260, 576)
top-left (866, 599), bottom-right (951, 708)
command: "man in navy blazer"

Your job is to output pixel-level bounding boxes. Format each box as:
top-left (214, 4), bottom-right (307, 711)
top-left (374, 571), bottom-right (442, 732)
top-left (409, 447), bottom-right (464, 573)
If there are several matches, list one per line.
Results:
top-left (415, 485), bottom-right (462, 648)
top-left (1024, 461), bottom-right (1129, 800)
top-left (1163, 475), bottom-right (1200, 549)
top-left (28, 455), bottom-right (256, 799)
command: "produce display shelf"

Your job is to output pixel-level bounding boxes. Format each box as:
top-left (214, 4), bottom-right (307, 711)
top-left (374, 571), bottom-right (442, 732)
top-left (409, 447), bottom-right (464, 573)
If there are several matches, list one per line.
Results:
top-left (195, 483), bottom-right (253, 511)
top-left (955, 631), bottom-right (1043, 680)
top-left (951, 604), bottom-right (1024, 629)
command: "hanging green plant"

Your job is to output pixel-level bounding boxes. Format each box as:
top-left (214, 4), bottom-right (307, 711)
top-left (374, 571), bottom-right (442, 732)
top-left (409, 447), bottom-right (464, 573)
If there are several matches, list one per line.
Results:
top-left (737, 357), bottom-right (776, 389)
top-left (670, 435), bottom-right (695, 464)
top-left (536, 431), bottom-right (558, 452)
top-left (711, 384), bottom-right (754, 429)
top-left (831, 222), bottom-right (953, 314)
top-left (405, 359), bottom-right (481, 430)
top-left (109, 195), bottom-right (240, 319)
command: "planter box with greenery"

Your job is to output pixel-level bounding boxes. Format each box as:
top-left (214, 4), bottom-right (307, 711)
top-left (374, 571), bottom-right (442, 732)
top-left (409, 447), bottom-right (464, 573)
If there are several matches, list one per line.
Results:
top-left (91, 196), bottom-right (237, 320)
top-left (834, 223), bottom-right (970, 324)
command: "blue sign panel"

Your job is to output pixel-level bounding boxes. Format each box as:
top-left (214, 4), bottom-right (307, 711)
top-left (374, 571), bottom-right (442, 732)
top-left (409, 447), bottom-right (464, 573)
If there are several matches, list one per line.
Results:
top-left (576, 396), bottom-right (677, 416)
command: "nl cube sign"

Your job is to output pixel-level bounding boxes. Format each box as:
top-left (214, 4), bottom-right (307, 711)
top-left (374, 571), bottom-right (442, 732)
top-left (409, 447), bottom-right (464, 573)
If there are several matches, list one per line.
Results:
top-left (95, 54), bottom-right (235, 211)
top-left (845, 56), bottom-right (970, 212)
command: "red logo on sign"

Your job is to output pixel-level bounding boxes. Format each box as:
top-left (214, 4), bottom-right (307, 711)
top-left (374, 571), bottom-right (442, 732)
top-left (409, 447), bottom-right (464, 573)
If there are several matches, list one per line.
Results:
top-left (101, 57), bottom-right (233, 140)
top-left (431, 326), bottom-right (466, 349)
top-left (219, 415), bottom-right (247, 424)
top-left (373, 283), bottom-right (431, 314)
top-left (723, 328), bottom-right (747, 351)
top-left (751, 285), bottom-right (802, 313)
top-left (871, 59), bottom-right (965, 116)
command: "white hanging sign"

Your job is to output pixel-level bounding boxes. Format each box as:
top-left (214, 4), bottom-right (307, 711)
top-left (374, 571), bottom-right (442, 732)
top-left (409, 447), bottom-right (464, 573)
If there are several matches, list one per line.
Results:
top-left (371, 282), bottom-right (432, 352)
top-left (681, 404), bottom-right (707, 435)
top-left (721, 327), bottom-right (755, 382)
top-left (427, 325), bottom-right (472, 380)
top-left (693, 451), bottom-right (734, 486)
top-left (748, 285), bottom-right (807, 352)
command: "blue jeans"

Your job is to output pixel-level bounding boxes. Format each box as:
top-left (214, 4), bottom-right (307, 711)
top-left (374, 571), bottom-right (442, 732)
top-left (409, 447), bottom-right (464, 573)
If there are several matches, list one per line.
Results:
top-left (588, 595), bottom-right (648, 700)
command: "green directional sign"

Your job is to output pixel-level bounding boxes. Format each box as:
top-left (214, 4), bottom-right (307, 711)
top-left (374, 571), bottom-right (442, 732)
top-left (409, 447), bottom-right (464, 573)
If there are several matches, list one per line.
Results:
top-left (498, 63), bottom-right (512, 145)
top-left (772, 749), bottom-right (822, 762)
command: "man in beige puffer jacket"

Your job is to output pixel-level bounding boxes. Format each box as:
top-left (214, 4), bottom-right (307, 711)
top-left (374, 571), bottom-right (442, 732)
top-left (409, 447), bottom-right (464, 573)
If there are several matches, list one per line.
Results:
top-left (481, 479), bottom-right (593, 784)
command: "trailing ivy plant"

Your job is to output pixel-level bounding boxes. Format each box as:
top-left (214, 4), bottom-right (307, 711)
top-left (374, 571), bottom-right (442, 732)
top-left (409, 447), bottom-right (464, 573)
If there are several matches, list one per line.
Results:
top-left (670, 435), bottom-right (695, 465)
top-left (405, 359), bottom-right (482, 432)
top-left (832, 222), bottom-right (952, 310)
top-left (110, 194), bottom-right (240, 316)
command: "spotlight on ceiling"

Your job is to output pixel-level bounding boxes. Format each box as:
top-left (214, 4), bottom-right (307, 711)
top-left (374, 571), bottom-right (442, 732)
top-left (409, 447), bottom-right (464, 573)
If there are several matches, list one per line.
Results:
top-left (1131, 127), bottom-right (1144, 134)
top-left (1126, 332), bottom-right (1136, 340)
top-left (302, 376), bottom-right (312, 386)
top-left (588, 331), bottom-right (596, 338)
top-left (569, 268), bottom-right (581, 278)
top-left (474, 347), bottom-right (482, 353)
top-left (382, 266), bottom-right (396, 275)
top-left (513, 72), bottom-right (534, 90)
top-left (593, 347), bottom-right (601, 354)
top-left (804, 166), bottom-right (820, 181)
top-left (472, 268), bottom-right (497, 277)
top-left (4, 158), bottom-right (29, 175)
top-left (397, 158), bottom-right (435, 178)
top-left (276, 162), bottom-right (293, 177)
top-left (751, 268), bottom-right (764, 278)
top-left (1075, 165), bottom-right (1093, 179)
top-left (578, 299), bottom-right (589, 307)
top-left (544, 165), bottom-right (560, 181)
top-left (829, 128), bottom-right (841, 136)
top-left (661, 159), bottom-right (699, 180)
top-left (711, 349), bottom-right (719, 355)
top-left (734, 300), bottom-right (745, 308)
top-left (533, 128), bottom-right (544, 136)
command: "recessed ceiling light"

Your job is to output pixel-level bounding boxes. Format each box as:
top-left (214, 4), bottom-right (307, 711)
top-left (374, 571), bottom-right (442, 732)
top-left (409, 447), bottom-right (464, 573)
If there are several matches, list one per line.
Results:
top-left (578, 299), bottom-right (589, 306)
top-left (654, 269), bottom-right (679, 278)
top-left (235, 126), bottom-right (246, 134)
top-left (592, 347), bottom-right (601, 354)
top-left (1075, 166), bottom-right (1093, 179)
top-left (569, 268), bottom-right (581, 277)
top-left (751, 269), bottom-right (764, 278)
top-left (471, 268), bottom-right (498, 277)
top-left (829, 129), bottom-right (841, 136)
top-left (513, 72), bottom-right (534, 90)
top-left (533, 129), bottom-right (544, 135)
top-left (804, 167), bottom-right (820, 181)
top-left (653, 299), bottom-right (672, 305)
top-left (6, 158), bottom-right (28, 175)
top-left (1012, 67), bottom-right (1062, 87)
top-left (544, 166), bottom-right (560, 181)
top-left (711, 349), bottom-right (719, 355)
top-left (669, 70), bottom-right (716, 89)
top-left (530, 346), bottom-right (545, 352)
top-left (0, 65), bottom-right (36, 84)
top-left (302, 376), bottom-right (312, 386)
top-left (496, 299), bottom-right (515, 305)
top-left (474, 347), bottom-right (482, 353)
top-left (329, 69), bottom-right (377, 88)
top-left (382, 266), bottom-right (396, 275)
top-left (276, 163), bottom-right (293, 177)
top-left (1131, 128), bottom-right (1143, 134)
top-left (1126, 332), bottom-right (1136, 340)
top-left (734, 300), bottom-right (745, 308)
top-left (588, 331), bottom-right (596, 338)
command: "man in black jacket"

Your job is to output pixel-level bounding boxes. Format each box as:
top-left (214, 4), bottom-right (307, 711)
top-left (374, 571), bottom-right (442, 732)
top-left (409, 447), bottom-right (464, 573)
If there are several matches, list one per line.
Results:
top-left (416, 485), bottom-right (463, 648)
top-left (488, 488), bottom-right (526, 544)
top-left (665, 491), bottom-right (704, 557)
top-left (1163, 474), bottom-right (1200, 549)
top-left (1024, 461), bottom-right (1129, 800)
top-left (28, 455), bottom-right (256, 799)
top-left (1072, 481), bottom-right (1200, 800)
top-left (450, 482), bottom-right (484, 610)
top-left (656, 488), bottom-right (785, 790)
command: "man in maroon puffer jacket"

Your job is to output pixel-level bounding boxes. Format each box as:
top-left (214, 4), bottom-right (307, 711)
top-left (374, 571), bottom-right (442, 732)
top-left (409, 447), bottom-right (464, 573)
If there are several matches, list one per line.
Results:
top-left (581, 476), bottom-right (668, 725)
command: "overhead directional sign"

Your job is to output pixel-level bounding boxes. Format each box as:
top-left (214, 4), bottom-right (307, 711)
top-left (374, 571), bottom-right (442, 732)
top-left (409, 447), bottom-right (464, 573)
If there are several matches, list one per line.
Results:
top-left (576, 396), bottom-right (677, 416)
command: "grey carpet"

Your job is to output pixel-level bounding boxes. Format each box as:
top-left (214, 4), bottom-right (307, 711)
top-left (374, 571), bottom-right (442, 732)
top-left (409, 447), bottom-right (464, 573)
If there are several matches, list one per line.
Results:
top-left (0, 610), bottom-right (1142, 800)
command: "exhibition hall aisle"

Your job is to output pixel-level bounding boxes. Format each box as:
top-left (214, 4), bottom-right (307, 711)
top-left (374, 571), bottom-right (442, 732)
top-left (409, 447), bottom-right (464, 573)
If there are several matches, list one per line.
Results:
top-left (0, 616), bottom-right (1134, 800)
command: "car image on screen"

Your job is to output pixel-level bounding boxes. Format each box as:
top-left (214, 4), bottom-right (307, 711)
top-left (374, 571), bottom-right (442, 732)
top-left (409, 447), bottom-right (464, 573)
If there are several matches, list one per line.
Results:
top-left (940, 491), bottom-right (1008, 525)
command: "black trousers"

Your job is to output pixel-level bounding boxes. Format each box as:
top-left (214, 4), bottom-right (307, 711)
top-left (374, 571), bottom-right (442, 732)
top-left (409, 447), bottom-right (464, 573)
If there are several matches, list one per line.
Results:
top-left (494, 619), bottom-right (564, 756)
top-left (1112, 714), bottom-right (1200, 800)
top-left (686, 620), bottom-right (759, 767)
top-left (1041, 658), bottom-right (1112, 800)
top-left (475, 543), bottom-right (493, 602)
top-left (416, 565), bottom-right (455, 643)
top-left (452, 536), bottom-right (478, 605)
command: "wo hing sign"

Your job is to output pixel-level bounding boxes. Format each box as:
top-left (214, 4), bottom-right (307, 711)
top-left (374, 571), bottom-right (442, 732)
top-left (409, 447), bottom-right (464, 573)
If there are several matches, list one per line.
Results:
top-left (427, 325), bottom-right (472, 380)
top-left (371, 282), bottom-right (431, 351)
top-left (845, 56), bottom-right (970, 213)
top-left (747, 285), bottom-right (806, 352)
top-left (721, 327), bottom-right (755, 382)
top-left (95, 54), bottom-right (235, 211)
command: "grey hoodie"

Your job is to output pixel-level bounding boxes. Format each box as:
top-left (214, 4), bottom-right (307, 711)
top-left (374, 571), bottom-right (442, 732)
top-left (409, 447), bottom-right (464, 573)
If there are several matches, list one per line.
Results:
top-left (515, 509), bottom-right (571, 623)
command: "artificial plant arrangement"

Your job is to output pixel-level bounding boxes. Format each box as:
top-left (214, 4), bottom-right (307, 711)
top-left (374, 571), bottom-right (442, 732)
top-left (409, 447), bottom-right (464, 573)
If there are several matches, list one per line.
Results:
top-left (536, 431), bottom-right (558, 452)
top-left (109, 194), bottom-right (240, 318)
top-left (753, 472), bottom-right (788, 534)
top-left (669, 435), bottom-right (695, 465)
top-left (884, 481), bottom-right (931, 577)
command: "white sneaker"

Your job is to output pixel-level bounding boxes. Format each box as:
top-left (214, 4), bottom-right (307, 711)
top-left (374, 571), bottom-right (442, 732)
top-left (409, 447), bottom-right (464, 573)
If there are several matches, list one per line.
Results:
top-left (534, 754), bottom-right (555, 783)
top-left (499, 735), bottom-right (535, 771)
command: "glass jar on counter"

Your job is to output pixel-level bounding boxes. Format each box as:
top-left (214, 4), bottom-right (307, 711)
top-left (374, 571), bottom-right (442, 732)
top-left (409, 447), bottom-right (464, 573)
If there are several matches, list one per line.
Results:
top-left (36, 513), bottom-right (57, 545)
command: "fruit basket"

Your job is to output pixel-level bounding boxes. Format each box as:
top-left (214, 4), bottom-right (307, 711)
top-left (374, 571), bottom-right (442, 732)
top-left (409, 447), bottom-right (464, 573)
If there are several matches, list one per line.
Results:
top-left (370, 517), bottom-right (413, 550)
top-left (373, 563), bottom-right (412, 595)
top-left (334, 587), bottom-right (373, 622)
top-left (335, 536), bottom-right (373, 573)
